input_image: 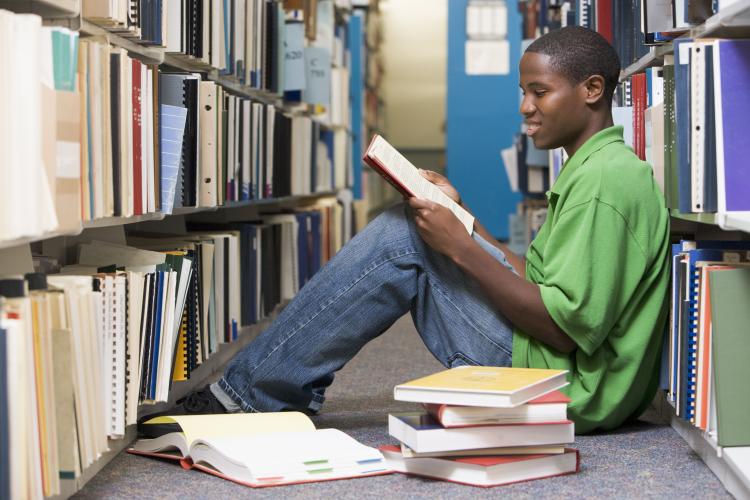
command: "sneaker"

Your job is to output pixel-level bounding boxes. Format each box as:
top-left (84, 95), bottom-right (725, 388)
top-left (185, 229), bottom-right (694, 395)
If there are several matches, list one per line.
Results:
top-left (137, 385), bottom-right (228, 438)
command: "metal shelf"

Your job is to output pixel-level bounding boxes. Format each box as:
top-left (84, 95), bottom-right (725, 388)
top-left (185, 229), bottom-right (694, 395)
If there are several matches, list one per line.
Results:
top-left (79, 19), bottom-right (163, 64)
top-left (82, 212), bottom-right (165, 229)
top-left (0, 0), bottom-right (79, 18)
top-left (671, 414), bottom-right (750, 499)
top-left (620, 44), bottom-right (673, 82)
top-left (695, 1), bottom-right (750, 39)
top-left (0, 226), bottom-right (82, 250)
top-left (669, 210), bottom-right (750, 235)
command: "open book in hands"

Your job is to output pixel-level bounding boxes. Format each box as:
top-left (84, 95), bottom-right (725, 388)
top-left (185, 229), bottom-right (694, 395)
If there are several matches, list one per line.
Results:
top-left (129, 412), bottom-right (391, 487)
top-left (363, 134), bottom-right (475, 235)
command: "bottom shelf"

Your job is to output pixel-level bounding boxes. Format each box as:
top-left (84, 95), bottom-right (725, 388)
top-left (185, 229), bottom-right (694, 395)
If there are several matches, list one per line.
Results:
top-left (51, 307), bottom-right (283, 499)
top-left (670, 414), bottom-right (750, 498)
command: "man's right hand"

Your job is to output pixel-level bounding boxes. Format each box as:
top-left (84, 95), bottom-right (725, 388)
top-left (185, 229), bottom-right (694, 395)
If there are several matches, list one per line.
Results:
top-left (419, 169), bottom-right (462, 205)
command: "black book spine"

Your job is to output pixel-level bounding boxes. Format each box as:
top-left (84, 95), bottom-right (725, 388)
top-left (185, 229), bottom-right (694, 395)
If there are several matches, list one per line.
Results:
top-left (110, 53), bottom-right (122, 216)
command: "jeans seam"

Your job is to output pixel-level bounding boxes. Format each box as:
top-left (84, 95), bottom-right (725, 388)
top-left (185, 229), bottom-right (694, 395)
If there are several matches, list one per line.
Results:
top-left (234, 248), bottom-right (422, 403)
top-left (218, 377), bottom-right (261, 413)
top-left (427, 269), bottom-right (512, 358)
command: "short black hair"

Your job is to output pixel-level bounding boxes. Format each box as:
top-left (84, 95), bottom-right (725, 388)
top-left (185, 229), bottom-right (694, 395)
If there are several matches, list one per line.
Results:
top-left (525, 26), bottom-right (620, 103)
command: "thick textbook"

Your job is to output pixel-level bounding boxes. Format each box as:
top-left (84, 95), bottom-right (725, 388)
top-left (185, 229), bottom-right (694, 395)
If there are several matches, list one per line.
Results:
top-left (424, 390), bottom-right (570, 427)
top-left (363, 134), bottom-right (475, 235)
top-left (130, 413), bottom-right (390, 487)
top-left (381, 445), bottom-right (579, 487)
top-left (394, 366), bottom-right (569, 408)
top-left (708, 267), bottom-right (750, 446)
top-left (389, 412), bottom-right (575, 454)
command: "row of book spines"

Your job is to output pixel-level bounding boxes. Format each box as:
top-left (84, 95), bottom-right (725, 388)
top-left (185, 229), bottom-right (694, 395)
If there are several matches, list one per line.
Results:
top-left (75, 43), bottom-right (348, 220)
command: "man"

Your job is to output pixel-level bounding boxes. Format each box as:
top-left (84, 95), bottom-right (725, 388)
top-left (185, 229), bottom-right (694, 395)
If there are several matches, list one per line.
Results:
top-left (167, 26), bottom-right (670, 434)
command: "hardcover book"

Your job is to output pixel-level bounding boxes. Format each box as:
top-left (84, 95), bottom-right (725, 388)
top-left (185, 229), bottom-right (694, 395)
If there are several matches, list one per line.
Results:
top-left (394, 366), bottom-right (569, 408)
top-left (363, 134), bottom-right (474, 235)
top-left (424, 390), bottom-right (570, 427)
top-left (131, 412), bottom-right (391, 487)
top-left (388, 412), bottom-right (575, 454)
top-left (380, 445), bottom-right (579, 487)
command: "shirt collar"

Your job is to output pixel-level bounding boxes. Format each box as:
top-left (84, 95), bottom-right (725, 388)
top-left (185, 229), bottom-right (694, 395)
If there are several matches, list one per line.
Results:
top-left (549, 125), bottom-right (625, 197)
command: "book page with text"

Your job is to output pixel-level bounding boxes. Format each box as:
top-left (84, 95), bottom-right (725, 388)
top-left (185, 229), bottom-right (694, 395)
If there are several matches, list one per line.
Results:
top-left (367, 136), bottom-right (475, 234)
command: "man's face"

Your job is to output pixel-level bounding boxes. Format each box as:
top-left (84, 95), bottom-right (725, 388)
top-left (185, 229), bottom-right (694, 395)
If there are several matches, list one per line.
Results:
top-left (518, 52), bottom-right (587, 151)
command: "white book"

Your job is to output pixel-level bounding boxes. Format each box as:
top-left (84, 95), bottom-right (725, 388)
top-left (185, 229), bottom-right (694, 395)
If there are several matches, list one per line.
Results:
top-left (389, 412), bottom-right (574, 454)
top-left (166, 0), bottom-right (182, 53)
top-left (690, 42), bottom-right (707, 213)
top-left (111, 274), bottom-right (128, 438)
top-left (363, 134), bottom-right (475, 234)
top-left (132, 413), bottom-right (388, 486)
top-left (199, 81), bottom-right (218, 207)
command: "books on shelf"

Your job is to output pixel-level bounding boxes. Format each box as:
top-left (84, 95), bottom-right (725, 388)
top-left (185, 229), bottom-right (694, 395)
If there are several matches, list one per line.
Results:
top-left (362, 134), bottom-right (475, 235)
top-left (424, 390), bottom-right (570, 427)
top-left (664, 240), bottom-right (750, 446)
top-left (380, 445), bottom-right (579, 488)
top-left (393, 366), bottom-right (569, 408)
top-left (131, 413), bottom-right (390, 487)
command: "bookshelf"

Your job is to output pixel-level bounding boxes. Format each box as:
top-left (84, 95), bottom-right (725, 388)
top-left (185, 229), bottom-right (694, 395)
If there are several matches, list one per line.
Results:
top-left (510, 2), bottom-right (750, 498)
top-left (0, 1), bottom-right (383, 498)
top-left (619, 4), bottom-right (750, 500)
top-left (48, 307), bottom-right (284, 500)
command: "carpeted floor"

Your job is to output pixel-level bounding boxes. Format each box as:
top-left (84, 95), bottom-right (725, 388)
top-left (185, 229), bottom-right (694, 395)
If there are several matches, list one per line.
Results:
top-left (74, 315), bottom-right (730, 499)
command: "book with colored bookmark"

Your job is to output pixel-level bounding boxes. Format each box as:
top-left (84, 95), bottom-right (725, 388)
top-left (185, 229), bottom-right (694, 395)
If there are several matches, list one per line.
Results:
top-left (130, 412), bottom-right (391, 487)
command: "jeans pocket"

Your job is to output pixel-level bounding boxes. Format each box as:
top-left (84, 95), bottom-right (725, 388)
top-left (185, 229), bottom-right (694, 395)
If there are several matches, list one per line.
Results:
top-left (447, 351), bottom-right (481, 368)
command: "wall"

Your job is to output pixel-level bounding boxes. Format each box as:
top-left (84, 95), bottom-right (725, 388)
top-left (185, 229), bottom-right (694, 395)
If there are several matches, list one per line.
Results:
top-left (380, 0), bottom-right (447, 149)
top-left (446, 0), bottom-right (522, 239)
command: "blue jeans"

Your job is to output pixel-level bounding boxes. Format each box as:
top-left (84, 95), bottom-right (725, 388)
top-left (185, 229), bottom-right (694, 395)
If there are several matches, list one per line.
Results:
top-left (217, 203), bottom-right (515, 413)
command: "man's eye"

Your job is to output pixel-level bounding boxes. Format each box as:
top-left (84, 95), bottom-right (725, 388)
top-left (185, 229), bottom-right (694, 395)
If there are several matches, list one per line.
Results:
top-left (535, 91), bottom-right (546, 97)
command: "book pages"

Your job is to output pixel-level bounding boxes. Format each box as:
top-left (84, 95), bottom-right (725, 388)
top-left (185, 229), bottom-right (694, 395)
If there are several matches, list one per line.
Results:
top-left (142, 412), bottom-right (316, 448)
top-left (366, 136), bottom-right (474, 235)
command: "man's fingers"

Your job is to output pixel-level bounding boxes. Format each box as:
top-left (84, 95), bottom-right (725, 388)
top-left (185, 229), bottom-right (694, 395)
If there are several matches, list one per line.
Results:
top-left (408, 197), bottom-right (433, 210)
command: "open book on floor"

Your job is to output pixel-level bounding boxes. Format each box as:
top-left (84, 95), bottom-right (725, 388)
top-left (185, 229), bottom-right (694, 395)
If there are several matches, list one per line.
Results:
top-left (380, 445), bottom-right (579, 487)
top-left (129, 413), bottom-right (391, 487)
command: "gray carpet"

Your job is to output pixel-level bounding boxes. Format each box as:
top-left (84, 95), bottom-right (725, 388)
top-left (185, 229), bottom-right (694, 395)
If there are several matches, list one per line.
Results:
top-left (74, 315), bottom-right (730, 499)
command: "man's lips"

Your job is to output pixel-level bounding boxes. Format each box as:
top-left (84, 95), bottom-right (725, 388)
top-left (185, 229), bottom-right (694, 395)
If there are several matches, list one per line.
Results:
top-left (526, 122), bottom-right (541, 137)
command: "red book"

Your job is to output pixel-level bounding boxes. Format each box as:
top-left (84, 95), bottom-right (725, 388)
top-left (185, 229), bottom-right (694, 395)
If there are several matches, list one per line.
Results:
top-left (380, 445), bottom-right (579, 487)
top-left (132, 59), bottom-right (143, 215)
top-left (596, 0), bottom-right (613, 43)
top-left (424, 390), bottom-right (571, 428)
top-left (363, 134), bottom-right (474, 235)
top-left (632, 73), bottom-right (648, 160)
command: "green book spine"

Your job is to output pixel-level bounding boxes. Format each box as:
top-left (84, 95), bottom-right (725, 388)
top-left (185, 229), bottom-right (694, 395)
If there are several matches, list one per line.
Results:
top-left (709, 267), bottom-right (750, 446)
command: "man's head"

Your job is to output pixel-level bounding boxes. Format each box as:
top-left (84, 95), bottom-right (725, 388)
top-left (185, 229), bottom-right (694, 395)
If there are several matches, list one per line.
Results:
top-left (519, 26), bottom-right (620, 154)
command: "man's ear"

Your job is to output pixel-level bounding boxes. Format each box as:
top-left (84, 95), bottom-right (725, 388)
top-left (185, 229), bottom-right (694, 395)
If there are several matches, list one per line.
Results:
top-left (582, 75), bottom-right (606, 105)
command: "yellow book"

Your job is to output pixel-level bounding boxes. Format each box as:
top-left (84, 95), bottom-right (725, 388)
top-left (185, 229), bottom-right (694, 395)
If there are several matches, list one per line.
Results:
top-left (394, 366), bottom-right (569, 408)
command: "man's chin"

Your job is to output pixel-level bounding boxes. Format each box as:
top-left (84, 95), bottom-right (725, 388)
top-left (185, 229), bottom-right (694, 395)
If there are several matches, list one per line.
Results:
top-left (530, 137), bottom-right (552, 151)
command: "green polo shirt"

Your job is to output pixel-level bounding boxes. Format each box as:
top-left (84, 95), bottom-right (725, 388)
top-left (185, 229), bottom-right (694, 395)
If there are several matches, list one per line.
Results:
top-left (512, 126), bottom-right (670, 434)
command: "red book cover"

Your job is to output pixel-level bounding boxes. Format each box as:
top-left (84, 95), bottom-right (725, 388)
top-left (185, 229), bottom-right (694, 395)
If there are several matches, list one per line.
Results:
top-left (632, 73), bottom-right (647, 160)
top-left (126, 449), bottom-right (392, 488)
top-left (380, 445), bottom-right (580, 487)
top-left (596, 0), bottom-right (613, 43)
top-left (132, 59), bottom-right (143, 215)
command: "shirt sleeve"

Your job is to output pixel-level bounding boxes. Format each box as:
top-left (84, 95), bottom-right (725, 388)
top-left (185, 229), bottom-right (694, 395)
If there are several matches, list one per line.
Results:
top-left (538, 199), bottom-right (647, 356)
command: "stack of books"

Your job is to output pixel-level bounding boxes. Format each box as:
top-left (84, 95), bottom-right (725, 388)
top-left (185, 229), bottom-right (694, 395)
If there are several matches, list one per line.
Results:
top-left (382, 366), bottom-right (580, 487)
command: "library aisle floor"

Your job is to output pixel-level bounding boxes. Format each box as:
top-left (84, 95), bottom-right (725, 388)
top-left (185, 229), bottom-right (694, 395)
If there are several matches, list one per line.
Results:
top-left (74, 315), bottom-right (730, 499)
